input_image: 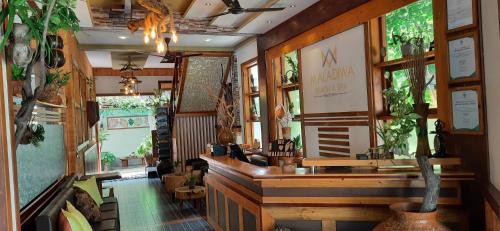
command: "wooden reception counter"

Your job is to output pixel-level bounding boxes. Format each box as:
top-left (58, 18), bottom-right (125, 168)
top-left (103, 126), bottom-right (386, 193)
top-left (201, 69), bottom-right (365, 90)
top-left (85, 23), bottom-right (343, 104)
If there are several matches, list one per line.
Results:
top-left (201, 154), bottom-right (474, 231)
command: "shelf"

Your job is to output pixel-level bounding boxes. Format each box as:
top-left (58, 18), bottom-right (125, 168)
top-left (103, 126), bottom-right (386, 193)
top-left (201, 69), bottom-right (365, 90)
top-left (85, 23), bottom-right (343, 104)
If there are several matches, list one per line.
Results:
top-left (374, 51), bottom-right (435, 69)
top-left (248, 92), bottom-right (260, 97)
top-left (302, 157), bottom-right (462, 168)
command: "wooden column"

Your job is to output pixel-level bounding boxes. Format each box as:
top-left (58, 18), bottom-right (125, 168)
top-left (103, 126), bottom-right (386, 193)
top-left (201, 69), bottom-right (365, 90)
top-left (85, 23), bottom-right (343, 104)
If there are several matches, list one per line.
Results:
top-left (0, 53), bottom-right (19, 230)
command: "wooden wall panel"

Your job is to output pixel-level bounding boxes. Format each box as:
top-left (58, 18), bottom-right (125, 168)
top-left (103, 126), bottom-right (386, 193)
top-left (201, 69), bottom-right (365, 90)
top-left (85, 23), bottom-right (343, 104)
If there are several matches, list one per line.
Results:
top-left (174, 114), bottom-right (217, 170)
top-left (486, 200), bottom-right (500, 231)
top-left (60, 31), bottom-right (95, 176)
top-left (0, 53), bottom-right (17, 230)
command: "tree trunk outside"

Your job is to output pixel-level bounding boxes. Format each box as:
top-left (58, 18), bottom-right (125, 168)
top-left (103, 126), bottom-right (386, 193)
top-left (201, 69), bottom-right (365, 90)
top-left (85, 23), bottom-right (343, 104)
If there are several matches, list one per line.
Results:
top-left (414, 103), bottom-right (441, 213)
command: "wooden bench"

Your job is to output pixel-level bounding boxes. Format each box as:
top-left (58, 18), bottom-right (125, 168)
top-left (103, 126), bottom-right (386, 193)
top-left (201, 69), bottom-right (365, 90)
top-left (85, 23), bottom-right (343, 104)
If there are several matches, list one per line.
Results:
top-left (120, 156), bottom-right (145, 167)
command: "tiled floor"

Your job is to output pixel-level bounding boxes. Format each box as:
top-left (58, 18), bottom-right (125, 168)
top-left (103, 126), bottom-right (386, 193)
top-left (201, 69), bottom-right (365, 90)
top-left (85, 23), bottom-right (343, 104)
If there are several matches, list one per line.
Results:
top-left (103, 178), bottom-right (214, 231)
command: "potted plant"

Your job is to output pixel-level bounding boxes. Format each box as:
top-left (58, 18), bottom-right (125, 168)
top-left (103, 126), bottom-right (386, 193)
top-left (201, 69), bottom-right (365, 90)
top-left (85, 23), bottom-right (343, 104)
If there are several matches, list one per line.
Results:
top-left (39, 69), bottom-right (70, 104)
top-left (186, 174), bottom-right (197, 190)
top-left (284, 55), bottom-right (299, 84)
top-left (250, 104), bottom-right (259, 121)
top-left (209, 79), bottom-right (237, 145)
top-left (375, 38), bottom-right (446, 230)
top-left (390, 32), bottom-right (415, 58)
top-left (275, 104), bottom-right (293, 139)
top-left (292, 135), bottom-right (303, 165)
top-left (375, 88), bottom-right (418, 159)
top-left (101, 152), bottom-right (116, 172)
top-left (250, 75), bottom-right (258, 92)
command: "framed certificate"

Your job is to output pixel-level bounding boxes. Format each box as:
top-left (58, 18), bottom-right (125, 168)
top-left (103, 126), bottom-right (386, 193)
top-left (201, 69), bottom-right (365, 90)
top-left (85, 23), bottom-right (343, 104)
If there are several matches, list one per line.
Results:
top-left (450, 86), bottom-right (483, 134)
top-left (448, 32), bottom-right (480, 83)
top-left (446, 0), bottom-right (477, 32)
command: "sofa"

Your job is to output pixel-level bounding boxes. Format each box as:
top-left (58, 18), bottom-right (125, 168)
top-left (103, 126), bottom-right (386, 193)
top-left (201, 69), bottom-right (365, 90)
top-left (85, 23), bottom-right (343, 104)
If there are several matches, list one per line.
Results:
top-left (35, 175), bottom-right (120, 231)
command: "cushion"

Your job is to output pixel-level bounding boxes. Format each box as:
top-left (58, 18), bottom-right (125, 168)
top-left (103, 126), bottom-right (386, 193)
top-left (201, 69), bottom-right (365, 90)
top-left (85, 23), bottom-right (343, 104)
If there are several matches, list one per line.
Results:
top-left (74, 188), bottom-right (101, 222)
top-left (67, 201), bottom-right (93, 231)
top-left (73, 176), bottom-right (103, 206)
top-left (60, 209), bottom-right (79, 231)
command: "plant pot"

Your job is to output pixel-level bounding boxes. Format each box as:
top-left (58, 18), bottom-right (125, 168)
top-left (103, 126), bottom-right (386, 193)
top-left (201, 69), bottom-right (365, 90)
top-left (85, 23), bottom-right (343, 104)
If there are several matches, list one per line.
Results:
top-left (373, 202), bottom-right (450, 231)
top-left (217, 128), bottom-right (234, 145)
top-left (12, 24), bottom-right (33, 68)
top-left (282, 127), bottom-right (291, 139)
top-left (12, 80), bottom-right (24, 97)
top-left (38, 85), bottom-right (59, 103)
top-left (20, 128), bottom-right (33, 145)
top-left (401, 42), bottom-right (413, 57)
top-left (47, 35), bottom-right (64, 49)
top-left (188, 182), bottom-right (195, 190)
top-left (251, 86), bottom-right (258, 92)
top-left (212, 144), bottom-right (227, 156)
top-left (251, 114), bottom-right (259, 121)
top-left (45, 49), bottom-right (66, 69)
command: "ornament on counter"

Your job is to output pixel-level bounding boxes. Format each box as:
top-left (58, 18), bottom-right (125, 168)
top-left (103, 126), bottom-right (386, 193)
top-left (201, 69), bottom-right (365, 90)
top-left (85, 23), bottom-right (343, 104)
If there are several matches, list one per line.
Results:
top-left (431, 119), bottom-right (446, 158)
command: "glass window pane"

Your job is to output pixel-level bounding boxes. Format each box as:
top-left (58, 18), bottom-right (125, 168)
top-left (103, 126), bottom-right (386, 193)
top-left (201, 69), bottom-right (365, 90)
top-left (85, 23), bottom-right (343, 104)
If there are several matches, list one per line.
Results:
top-left (385, 0), bottom-right (434, 60)
top-left (250, 65), bottom-right (259, 91)
top-left (391, 64), bottom-right (437, 108)
top-left (396, 119), bottom-right (437, 158)
top-left (252, 97), bottom-right (260, 117)
top-left (252, 122), bottom-right (262, 146)
top-left (288, 90), bottom-right (301, 116)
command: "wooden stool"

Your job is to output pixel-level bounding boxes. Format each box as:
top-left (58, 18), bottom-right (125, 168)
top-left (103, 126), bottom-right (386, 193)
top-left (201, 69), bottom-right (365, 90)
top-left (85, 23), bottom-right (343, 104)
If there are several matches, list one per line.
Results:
top-left (174, 186), bottom-right (205, 211)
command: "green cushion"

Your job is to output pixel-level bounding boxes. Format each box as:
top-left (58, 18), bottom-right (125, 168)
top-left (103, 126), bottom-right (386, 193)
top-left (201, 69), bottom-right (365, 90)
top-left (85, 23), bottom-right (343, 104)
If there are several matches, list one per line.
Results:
top-left (73, 176), bottom-right (103, 206)
top-left (67, 201), bottom-right (93, 231)
top-left (61, 209), bottom-right (83, 231)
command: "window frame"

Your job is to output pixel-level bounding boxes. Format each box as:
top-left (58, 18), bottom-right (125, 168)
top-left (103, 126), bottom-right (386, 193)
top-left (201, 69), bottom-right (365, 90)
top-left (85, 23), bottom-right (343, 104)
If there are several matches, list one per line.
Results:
top-left (241, 58), bottom-right (262, 145)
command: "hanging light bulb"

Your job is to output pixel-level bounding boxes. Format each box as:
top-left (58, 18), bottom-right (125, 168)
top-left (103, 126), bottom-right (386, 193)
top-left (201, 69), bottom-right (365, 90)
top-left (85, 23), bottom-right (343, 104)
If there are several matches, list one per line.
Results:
top-left (157, 41), bottom-right (165, 53)
top-left (172, 31), bottom-right (178, 43)
top-left (151, 27), bottom-right (156, 39)
top-left (144, 35), bottom-right (150, 44)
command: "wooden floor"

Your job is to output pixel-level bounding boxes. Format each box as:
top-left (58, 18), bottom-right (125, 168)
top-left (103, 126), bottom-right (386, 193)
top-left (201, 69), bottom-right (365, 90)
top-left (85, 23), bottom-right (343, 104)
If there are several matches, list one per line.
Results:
top-left (103, 178), bottom-right (214, 231)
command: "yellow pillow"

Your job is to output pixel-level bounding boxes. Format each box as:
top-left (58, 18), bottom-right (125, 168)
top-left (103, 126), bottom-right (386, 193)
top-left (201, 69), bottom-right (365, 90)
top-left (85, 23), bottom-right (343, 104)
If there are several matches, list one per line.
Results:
top-left (61, 209), bottom-right (83, 231)
top-left (66, 201), bottom-right (93, 231)
top-left (73, 176), bottom-right (103, 206)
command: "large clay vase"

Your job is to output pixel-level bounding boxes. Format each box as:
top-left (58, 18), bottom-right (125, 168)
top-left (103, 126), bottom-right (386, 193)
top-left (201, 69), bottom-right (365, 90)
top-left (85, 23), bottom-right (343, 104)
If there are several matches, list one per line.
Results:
top-left (217, 128), bottom-right (234, 145)
top-left (373, 202), bottom-right (450, 231)
top-left (12, 24), bottom-right (33, 68)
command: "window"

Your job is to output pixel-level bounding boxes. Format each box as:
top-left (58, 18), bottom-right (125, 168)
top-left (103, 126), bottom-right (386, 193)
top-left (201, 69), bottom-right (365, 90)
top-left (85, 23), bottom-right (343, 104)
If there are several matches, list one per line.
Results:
top-left (242, 59), bottom-right (262, 146)
top-left (376, 0), bottom-right (437, 156)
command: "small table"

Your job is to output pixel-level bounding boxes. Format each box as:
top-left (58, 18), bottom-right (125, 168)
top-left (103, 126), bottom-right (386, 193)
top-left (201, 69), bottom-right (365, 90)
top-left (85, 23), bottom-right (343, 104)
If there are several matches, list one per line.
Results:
top-left (175, 186), bottom-right (205, 211)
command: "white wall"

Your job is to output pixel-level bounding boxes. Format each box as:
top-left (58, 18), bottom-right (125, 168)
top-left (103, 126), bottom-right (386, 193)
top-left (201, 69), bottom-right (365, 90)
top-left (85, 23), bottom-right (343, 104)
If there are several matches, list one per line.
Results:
top-left (101, 127), bottom-right (151, 166)
top-left (481, 0), bottom-right (500, 191)
top-left (234, 39), bottom-right (258, 142)
top-left (95, 76), bottom-right (173, 95)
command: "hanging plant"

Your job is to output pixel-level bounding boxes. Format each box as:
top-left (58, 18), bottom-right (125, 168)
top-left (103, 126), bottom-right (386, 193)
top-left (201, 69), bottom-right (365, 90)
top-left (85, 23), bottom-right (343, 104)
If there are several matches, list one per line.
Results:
top-left (20, 123), bottom-right (45, 147)
top-left (284, 55), bottom-right (299, 84)
top-left (0, 0), bottom-right (80, 148)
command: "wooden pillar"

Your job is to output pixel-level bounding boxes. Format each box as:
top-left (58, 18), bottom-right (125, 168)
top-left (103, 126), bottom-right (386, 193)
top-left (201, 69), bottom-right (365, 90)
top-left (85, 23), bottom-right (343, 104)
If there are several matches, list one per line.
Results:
top-left (0, 52), bottom-right (20, 230)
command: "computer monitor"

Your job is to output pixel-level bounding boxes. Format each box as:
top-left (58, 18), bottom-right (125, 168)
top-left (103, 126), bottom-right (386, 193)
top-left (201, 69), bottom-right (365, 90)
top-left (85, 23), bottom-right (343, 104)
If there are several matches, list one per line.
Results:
top-left (229, 144), bottom-right (249, 163)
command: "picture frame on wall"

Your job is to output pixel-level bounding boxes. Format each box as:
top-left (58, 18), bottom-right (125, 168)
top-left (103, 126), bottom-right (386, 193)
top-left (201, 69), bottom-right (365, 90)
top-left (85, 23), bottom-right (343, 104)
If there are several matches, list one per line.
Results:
top-left (446, 0), bottom-right (477, 32)
top-left (450, 85), bottom-right (483, 135)
top-left (107, 116), bottom-right (150, 130)
top-left (447, 32), bottom-right (481, 83)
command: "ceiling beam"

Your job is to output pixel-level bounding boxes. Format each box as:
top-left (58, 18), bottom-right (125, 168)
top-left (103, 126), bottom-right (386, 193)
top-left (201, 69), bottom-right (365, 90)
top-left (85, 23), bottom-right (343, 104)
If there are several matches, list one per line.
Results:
top-left (79, 44), bottom-right (235, 52)
top-left (93, 68), bottom-right (175, 77)
top-left (235, 0), bottom-right (280, 31)
top-left (79, 25), bottom-right (253, 36)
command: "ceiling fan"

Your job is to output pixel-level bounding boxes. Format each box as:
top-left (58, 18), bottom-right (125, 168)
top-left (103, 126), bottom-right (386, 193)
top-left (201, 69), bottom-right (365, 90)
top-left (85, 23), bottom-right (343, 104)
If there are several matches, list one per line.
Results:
top-left (138, 37), bottom-right (202, 63)
top-left (120, 56), bottom-right (143, 73)
top-left (208, 0), bottom-right (285, 18)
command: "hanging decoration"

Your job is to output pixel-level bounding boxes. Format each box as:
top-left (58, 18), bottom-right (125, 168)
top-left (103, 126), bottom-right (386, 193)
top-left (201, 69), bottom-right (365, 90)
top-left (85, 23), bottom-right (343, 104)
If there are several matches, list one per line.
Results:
top-left (127, 0), bottom-right (177, 53)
